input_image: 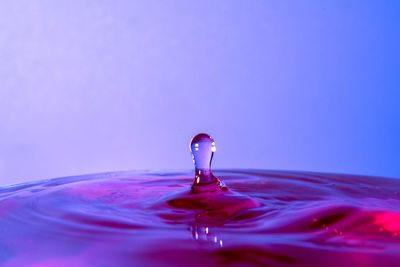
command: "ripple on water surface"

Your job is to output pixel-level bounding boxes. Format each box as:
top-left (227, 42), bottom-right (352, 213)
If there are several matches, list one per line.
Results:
top-left (1, 170), bottom-right (400, 266)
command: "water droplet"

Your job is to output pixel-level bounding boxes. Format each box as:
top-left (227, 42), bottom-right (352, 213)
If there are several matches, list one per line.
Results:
top-left (190, 133), bottom-right (219, 186)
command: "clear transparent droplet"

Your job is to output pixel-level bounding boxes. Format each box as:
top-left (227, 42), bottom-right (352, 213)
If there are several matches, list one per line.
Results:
top-left (190, 133), bottom-right (218, 185)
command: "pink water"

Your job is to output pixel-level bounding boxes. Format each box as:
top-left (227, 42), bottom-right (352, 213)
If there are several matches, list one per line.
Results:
top-left (1, 169), bottom-right (400, 266)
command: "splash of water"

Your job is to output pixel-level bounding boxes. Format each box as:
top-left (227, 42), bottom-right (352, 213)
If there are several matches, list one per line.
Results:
top-left (190, 133), bottom-right (224, 193)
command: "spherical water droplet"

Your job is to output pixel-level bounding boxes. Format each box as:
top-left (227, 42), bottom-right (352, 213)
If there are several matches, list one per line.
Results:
top-left (190, 133), bottom-right (218, 185)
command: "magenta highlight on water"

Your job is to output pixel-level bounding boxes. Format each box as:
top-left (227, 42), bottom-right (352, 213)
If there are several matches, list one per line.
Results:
top-left (1, 133), bottom-right (400, 266)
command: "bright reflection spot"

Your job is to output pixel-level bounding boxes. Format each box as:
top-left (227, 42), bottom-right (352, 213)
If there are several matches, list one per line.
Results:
top-left (195, 143), bottom-right (199, 147)
top-left (205, 227), bottom-right (208, 234)
top-left (211, 142), bottom-right (216, 152)
top-left (219, 240), bottom-right (223, 247)
top-left (196, 176), bottom-right (200, 184)
top-left (375, 212), bottom-right (400, 232)
top-left (195, 232), bottom-right (198, 240)
top-left (214, 236), bottom-right (217, 243)
top-left (312, 217), bottom-right (343, 236)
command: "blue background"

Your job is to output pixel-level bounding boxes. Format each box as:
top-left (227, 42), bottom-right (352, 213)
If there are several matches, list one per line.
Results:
top-left (0, 1), bottom-right (399, 185)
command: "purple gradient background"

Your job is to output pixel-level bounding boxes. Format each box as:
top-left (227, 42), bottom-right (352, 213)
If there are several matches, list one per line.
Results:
top-left (0, 1), bottom-right (399, 185)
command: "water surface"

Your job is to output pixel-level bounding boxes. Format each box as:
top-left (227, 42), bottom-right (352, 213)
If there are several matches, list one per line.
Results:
top-left (1, 170), bottom-right (400, 266)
